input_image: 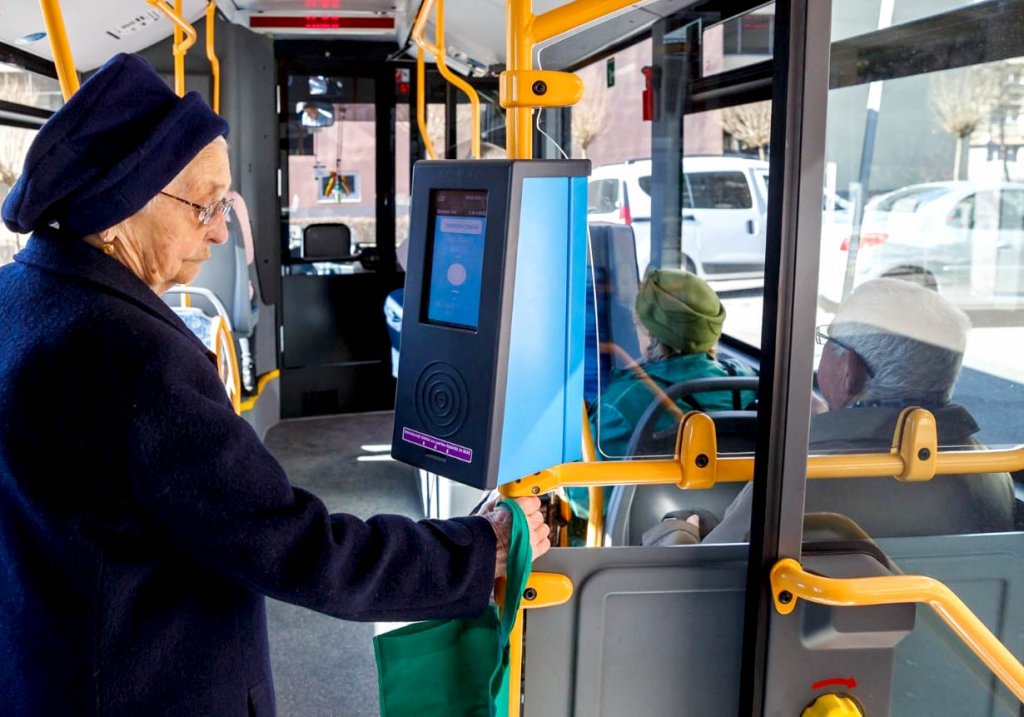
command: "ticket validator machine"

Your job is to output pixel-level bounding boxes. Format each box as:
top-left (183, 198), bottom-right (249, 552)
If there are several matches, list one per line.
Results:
top-left (391, 160), bottom-right (590, 489)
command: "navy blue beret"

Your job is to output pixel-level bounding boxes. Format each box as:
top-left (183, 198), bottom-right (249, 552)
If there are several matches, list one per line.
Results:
top-left (1, 53), bottom-right (229, 236)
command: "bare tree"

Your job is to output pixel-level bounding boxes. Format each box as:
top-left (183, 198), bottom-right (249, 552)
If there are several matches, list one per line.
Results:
top-left (571, 86), bottom-right (608, 159)
top-left (931, 66), bottom-right (1000, 180)
top-left (0, 74), bottom-right (39, 190)
top-left (721, 101), bottom-right (772, 160)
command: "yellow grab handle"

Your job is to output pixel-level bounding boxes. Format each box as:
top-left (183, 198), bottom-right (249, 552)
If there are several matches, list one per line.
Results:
top-left (205, 0), bottom-right (220, 114)
top-left (145, 0), bottom-right (197, 97)
top-left (410, 0), bottom-right (481, 158)
top-left (771, 558), bottom-right (1024, 705)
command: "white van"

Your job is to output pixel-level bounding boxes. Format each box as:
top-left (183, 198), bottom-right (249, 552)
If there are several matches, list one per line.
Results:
top-left (588, 156), bottom-right (770, 279)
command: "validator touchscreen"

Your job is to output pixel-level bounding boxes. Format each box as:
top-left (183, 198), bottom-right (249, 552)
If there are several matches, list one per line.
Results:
top-left (426, 189), bottom-right (488, 330)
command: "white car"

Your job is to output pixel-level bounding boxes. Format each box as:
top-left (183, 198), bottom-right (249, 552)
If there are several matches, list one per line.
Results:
top-left (588, 156), bottom-right (770, 279)
top-left (818, 181), bottom-right (1024, 312)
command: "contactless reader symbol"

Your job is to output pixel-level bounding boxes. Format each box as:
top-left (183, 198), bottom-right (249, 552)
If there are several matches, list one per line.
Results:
top-left (415, 362), bottom-right (469, 437)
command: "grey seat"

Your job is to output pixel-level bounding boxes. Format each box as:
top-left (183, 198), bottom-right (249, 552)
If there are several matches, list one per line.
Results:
top-left (605, 376), bottom-right (759, 546)
top-left (193, 191), bottom-right (259, 339)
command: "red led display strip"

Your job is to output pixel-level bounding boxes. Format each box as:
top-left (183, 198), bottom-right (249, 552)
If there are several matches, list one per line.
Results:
top-left (249, 16), bottom-right (395, 30)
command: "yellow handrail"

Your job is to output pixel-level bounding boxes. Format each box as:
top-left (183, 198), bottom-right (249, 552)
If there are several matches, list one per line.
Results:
top-left (410, 0), bottom-right (481, 158)
top-left (499, 408), bottom-right (1024, 497)
top-left (145, 0), bottom-right (197, 97)
top-left (771, 558), bottom-right (1024, 704)
top-left (205, 0), bottom-right (220, 114)
top-left (38, 0), bottom-right (79, 99)
top-left (240, 369), bottom-right (281, 413)
top-left (504, 0), bottom-right (636, 158)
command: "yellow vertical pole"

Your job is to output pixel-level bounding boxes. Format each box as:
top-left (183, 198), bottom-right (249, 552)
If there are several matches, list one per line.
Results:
top-left (507, 610), bottom-right (525, 717)
top-left (205, 0), bottom-right (220, 114)
top-left (173, 0), bottom-right (185, 97)
top-left (416, 46), bottom-right (438, 159)
top-left (38, 0), bottom-right (80, 99)
top-left (505, 0), bottom-right (534, 159)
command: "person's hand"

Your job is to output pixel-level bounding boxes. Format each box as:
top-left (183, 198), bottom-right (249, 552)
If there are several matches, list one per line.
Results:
top-left (478, 496), bottom-right (551, 578)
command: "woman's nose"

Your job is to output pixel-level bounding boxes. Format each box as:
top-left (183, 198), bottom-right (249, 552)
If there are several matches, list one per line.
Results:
top-left (209, 214), bottom-right (230, 245)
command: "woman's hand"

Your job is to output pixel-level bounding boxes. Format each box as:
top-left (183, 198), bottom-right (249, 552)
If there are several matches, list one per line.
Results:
top-left (478, 495), bottom-right (551, 578)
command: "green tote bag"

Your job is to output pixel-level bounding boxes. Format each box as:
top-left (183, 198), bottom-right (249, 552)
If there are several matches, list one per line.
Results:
top-left (373, 499), bottom-right (532, 717)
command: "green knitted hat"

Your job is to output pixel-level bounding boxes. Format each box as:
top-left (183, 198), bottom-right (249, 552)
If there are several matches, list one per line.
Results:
top-left (634, 268), bottom-right (726, 353)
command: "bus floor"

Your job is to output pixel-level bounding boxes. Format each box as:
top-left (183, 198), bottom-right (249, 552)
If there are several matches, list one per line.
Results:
top-left (264, 410), bottom-right (422, 717)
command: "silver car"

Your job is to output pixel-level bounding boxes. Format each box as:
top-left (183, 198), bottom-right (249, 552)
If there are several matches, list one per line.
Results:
top-left (819, 182), bottom-right (1024, 313)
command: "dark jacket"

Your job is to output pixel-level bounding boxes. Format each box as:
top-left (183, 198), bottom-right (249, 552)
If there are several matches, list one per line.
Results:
top-left (705, 403), bottom-right (1016, 543)
top-left (0, 231), bottom-right (496, 716)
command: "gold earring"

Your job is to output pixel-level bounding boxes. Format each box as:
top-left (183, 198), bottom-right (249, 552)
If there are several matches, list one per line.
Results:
top-left (102, 241), bottom-right (116, 256)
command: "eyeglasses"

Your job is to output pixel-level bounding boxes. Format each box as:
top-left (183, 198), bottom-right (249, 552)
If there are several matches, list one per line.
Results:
top-left (815, 324), bottom-right (875, 378)
top-left (159, 191), bottom-right (234, 226)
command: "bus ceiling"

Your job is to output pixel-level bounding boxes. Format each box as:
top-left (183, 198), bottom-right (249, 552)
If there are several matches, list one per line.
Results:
top-left (1, 0), bottom-right (738, 77)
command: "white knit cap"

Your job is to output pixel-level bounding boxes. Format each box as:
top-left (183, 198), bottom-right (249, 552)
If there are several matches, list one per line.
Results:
top-left (831, 278), bottom-right (970, 353)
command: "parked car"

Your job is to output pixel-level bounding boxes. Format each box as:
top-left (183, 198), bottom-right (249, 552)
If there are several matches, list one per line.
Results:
top-left (588, 156), bottom-right (770, 279)
top-left (818, 181), bottom-right (1024, 312)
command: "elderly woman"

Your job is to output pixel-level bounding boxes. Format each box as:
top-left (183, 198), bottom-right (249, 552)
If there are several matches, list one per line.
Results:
top-left (591, 267), bottom-right (756, 458)
top-left (0, 54), bottom-right (548, 715)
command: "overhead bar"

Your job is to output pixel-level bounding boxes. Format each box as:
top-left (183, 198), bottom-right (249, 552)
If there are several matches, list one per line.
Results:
top-left (411, 0), bottom-right (481, 158)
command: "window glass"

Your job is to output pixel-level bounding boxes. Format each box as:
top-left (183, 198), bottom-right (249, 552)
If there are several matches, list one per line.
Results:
top-left (0, 125), bottom-right (36, 267)
top-left (284, 74), bottom-right (376, 273)
top-left (0, 62), bottom-right (62, 112)
top-left (579, 29), bottom-right (769, 468)
top-left (587, 179), bottom-right (620, 214)
top-left (685, 171), bottom-right (753, 209)
top-left (702, 3), bottom-right (775, 77)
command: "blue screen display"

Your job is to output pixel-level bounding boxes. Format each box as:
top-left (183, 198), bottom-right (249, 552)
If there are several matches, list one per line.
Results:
top-left (427, 190), bottom-right (488, 329)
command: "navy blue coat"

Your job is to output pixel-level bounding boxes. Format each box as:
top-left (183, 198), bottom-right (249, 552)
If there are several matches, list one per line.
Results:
top-left (0, 230), bottom-right (496, 716)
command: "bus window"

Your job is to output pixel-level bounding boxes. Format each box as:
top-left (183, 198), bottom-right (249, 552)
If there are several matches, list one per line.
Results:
top-left (285, 74), bottom-right (377, 272)
top-left (1, 60), bottom-right (60, 268)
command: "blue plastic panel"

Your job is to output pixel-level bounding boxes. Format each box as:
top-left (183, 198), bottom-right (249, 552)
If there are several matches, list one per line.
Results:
top-left (497, 176), bottom-right (586, 484)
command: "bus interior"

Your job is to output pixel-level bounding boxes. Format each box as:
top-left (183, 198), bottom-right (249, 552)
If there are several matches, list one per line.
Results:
top-left (2, 0), bottom-right (1024, 714)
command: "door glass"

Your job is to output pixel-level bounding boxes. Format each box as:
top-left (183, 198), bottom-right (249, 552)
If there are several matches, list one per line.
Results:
top-left (285, 74), bottom-right (376, 274)
top-left (774, 5), bottom-right (1024, 714)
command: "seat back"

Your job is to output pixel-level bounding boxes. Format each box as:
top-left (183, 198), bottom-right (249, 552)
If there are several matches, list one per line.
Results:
top-left (303, 223), bottom-right (354, 261)
top-left (193, 190), bottom-right (259, 338)
top-left (585, 222), bottom-right (642, 404)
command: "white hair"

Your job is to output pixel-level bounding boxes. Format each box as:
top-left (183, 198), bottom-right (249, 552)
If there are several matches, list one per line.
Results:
top-left (831, 278), bottom-right (971, 405)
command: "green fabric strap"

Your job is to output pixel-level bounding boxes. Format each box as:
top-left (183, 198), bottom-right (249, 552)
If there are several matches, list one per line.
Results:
top-left (497, 499), bottom-right (532, 646)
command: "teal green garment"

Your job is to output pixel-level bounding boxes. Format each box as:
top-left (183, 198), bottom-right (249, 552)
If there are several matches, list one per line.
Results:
top-left (567, 353), bottom-right (756, 542)
top-left (591, 353), bottom-right (757, 459)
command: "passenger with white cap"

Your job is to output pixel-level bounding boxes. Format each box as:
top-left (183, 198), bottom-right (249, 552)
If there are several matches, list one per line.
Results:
top-left (704, 277), bottom-right (1015, 543)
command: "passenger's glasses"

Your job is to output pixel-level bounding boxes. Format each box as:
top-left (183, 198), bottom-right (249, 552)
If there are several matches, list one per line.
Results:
top-left (159, 191), bottom-right (234, 225)
top-left (815, 325), bottom-right (875, 378)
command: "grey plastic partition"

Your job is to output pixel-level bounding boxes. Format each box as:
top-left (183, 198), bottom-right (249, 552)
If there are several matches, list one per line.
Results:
top-left (520, 534), bottom-right (1024, 716)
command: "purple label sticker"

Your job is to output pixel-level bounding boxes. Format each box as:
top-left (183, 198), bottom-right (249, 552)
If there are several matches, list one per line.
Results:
top-left (402, 427), bottom-right (473, 464)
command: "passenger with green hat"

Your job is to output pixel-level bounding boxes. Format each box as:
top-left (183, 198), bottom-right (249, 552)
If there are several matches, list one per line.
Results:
top-left (592, 267), bottom-right (756, 459)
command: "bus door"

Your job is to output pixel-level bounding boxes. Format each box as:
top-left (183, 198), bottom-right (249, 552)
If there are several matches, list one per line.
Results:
top-left (278, 49), bottom-right (402, 418)
top-left (514, 0), bottom-right (1024, 715)
top-left (756, 1), bottom-right (1024, 714)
